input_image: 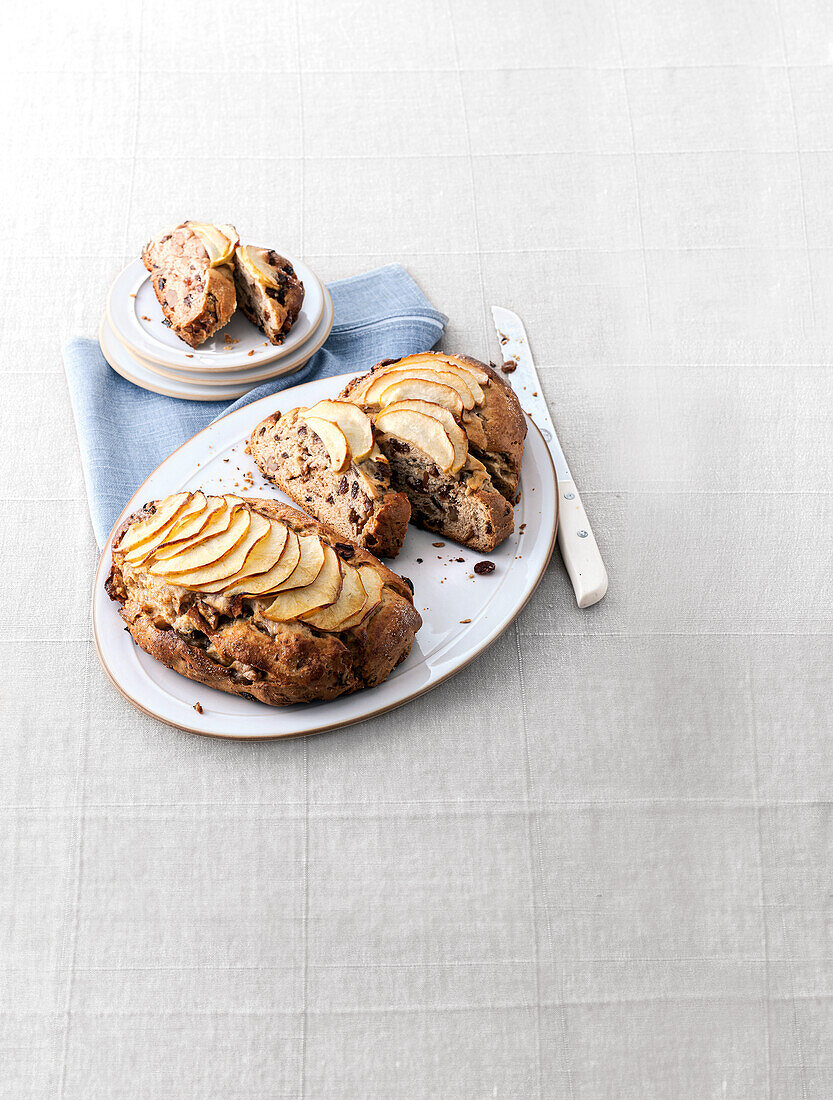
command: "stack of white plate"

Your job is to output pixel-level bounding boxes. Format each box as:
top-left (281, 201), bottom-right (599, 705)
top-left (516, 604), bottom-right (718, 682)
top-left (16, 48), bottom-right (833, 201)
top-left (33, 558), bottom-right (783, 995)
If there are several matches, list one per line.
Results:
top-left (100, 256), bottom-right (333, 401)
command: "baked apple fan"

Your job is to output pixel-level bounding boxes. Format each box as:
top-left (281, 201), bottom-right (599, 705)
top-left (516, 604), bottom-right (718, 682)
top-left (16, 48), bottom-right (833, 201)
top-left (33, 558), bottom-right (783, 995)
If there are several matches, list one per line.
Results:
top-left (106, 492), bottom-right (421, 706)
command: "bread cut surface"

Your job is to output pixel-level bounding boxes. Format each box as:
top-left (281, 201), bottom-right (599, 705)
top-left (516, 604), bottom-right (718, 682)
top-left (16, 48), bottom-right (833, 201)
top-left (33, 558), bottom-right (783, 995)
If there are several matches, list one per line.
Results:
top-left (379, 441), bottom-right (513, 553)
top-left (250, 407), bottom-right (411, 558)
top-left (106, 494), bottom-right (421, 707)
top-left (142, 223), bottom-right (238, 348)
top-left (233, 246), bottom-right (305, 344)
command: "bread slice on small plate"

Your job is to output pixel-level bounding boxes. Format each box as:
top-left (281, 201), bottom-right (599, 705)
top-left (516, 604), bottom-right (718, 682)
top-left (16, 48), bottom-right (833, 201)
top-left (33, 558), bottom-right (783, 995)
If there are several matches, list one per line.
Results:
top-left (142, 222), bottom-right (238, 348)
top-left (250, 402), bottom-right (411, 558)
top-left (233, 246), bottom-right (305, 344)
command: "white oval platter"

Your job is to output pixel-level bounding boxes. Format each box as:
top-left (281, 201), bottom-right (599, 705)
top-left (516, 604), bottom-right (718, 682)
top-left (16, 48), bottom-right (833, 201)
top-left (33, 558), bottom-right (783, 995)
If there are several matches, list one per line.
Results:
top-left (92, 373), bottom-right (558, 739)
top-left (108, 255), bottom-right (325, 371)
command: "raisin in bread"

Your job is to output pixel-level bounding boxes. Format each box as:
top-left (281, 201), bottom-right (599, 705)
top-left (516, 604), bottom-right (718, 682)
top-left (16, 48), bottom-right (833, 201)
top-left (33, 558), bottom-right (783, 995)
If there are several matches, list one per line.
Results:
top-left (233, 246), bottom-right (305, 344)
top-left (105, 492), bottom-right (421, 707)
top-left (339, 353), bottom-right (526, 552)
top-left (250, 402), bottom-right (411, 558)
top-left (142, 222), bottom-right (238, 348)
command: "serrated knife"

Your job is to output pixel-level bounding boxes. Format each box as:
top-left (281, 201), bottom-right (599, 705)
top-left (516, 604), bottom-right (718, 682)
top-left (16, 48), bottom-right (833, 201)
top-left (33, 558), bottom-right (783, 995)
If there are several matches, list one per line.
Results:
top-left (491, 306), bottom-right (608, 608)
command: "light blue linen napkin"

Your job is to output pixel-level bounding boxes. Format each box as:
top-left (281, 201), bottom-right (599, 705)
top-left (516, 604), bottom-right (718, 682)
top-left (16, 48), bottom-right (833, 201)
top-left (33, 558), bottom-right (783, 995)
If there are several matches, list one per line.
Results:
top-left (64, 264), bottom-right (446, 547)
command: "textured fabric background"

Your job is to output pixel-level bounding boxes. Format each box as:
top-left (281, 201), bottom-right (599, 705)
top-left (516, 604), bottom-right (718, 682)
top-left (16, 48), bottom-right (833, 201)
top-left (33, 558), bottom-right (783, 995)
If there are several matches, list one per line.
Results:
top-left (2, 1), bottom-right (833, 1097)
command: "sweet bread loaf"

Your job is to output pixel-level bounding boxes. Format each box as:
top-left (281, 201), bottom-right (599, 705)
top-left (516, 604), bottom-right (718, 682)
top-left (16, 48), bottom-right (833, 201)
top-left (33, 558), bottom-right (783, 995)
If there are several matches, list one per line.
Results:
top-left (105, 492), bottom-right (421, 706)
top-left (250, 402), bottom-right (411, 557)
top-left (142, 222), bottom-right (238, 348)
top-left (233, 246), bottom-right (305, 344)
top-left (340, 353), bottom-right (526, 552)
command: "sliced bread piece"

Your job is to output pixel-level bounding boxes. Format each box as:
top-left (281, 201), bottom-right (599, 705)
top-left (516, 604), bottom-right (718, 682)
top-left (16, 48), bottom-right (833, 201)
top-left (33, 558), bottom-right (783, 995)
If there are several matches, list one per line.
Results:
top-left (341, 352), bottom-right (527, 500)
top-left (339, 352), bottom-right (524, 551)
top-left (233, 246), bottom-right (305, 344)
top-left (250, 405), bottom-right (411, 558)
top-left (142, 222), bottom-right (238, 348)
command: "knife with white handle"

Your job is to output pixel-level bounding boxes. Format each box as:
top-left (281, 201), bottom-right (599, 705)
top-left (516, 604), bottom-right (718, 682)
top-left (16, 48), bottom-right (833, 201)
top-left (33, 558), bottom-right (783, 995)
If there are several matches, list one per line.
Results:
top-left (490, 306), bottom-right (608, 608)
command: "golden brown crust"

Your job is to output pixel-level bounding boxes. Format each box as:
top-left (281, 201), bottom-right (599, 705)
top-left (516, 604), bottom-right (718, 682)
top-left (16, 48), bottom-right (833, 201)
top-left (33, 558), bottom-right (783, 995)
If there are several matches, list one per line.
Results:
top-left (361, 491), bottom-right (412, 557)
top-left (125, 612), bottom-right (353, 706)
top-left (107, 498), bottom-right (420, 707)
top-left (462, 357), bottom-right (527, 499)
top-left (344, 587), bottom-right (423, 688)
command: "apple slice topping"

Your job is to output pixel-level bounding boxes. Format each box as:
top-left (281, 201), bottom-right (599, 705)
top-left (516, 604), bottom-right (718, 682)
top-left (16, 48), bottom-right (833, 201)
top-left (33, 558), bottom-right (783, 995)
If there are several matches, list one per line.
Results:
top-left (305, 400), bottom-right (374, 463)
top-left (234, 244), bottom-right (282, 288)
top-left (393, 357), bottom-right (487, 405)
top-left (122, 495), bottom-right (210, 566)
top-left (302, 415), bottom-right (350, 473)
top-left (377, 377), bottom-right (463, 416)
top-left (149, 506), bottom-right (250, 577)
top-left (404, 352), bottom-right (489, 384)
top-left (263, 544), bottom-right (343, 622)
top-left (359, 368), bottom-right (477, 410)
top-left (183, 513), bottom-right (274, 592)
top-left (381, 399), bottom-right (467, 474)
top-left (336, 566), bottom-right (385, 630)
top-left (219, 518), bottom-right (288, 583)
top-left (420, 364), bottom-right (485, 406)
top-left (119, 492), bottom-right (191, 555)
top-left (267, 533), bottom-right (326, 593)
top-left (224, 529), bottom-right (300, 596)
top-left (117, 494), bottom-right (391, 627)
top-left (300, 563), bottom-right (367, 630)
top-left (148, 493), bottom-right (225, 551)
top-left (150, 497), bottom-right (236, 561)
top-left (374, 407), bottom-right (456, 473)
top-left (186, 222), bottom-right (239, 267)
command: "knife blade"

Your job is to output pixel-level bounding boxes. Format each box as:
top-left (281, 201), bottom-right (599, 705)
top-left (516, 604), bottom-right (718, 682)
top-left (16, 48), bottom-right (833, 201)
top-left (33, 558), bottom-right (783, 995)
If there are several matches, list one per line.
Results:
top-left (490, 305), bottom-right (608, 608)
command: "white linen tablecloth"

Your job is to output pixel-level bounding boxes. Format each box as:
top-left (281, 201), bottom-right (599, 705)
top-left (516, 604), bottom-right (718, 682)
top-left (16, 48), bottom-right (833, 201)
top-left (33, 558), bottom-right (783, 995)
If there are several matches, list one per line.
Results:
top-left (2, 1), bottom-right (833, 1095)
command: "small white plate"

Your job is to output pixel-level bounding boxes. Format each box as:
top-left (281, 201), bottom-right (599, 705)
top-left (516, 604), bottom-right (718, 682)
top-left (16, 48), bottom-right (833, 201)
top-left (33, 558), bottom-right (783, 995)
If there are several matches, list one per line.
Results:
top-left (92, 374), bottom-right (559, 739)
top-left (108, 256), bottom-right (325, 371)
top-left (99, 288), bottom-right (334, 401)
top-left (133, 306), bottom-right (336, 386)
